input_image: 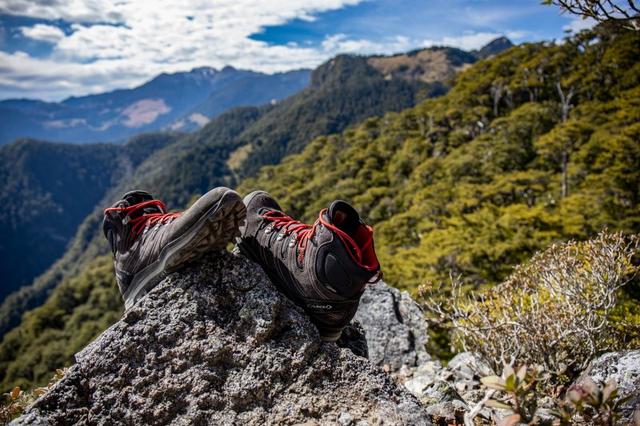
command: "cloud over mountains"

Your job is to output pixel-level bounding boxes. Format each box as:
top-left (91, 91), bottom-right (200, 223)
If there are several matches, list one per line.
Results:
top-left (0, 0), bottom-right (593, 101)
top-left (1, 0), bottom-right (371, 100)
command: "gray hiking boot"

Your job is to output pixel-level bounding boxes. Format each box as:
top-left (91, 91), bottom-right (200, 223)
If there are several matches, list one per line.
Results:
top-left (236, 191), bottom-right (382, 341)
top-left (103, 187), bottom-right (245, 309)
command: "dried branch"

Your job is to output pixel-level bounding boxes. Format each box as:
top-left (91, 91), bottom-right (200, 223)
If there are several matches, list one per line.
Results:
top-left (421, 231), bottom-right (640, 378)
top-left (546, 0), bottom-right (640, 30)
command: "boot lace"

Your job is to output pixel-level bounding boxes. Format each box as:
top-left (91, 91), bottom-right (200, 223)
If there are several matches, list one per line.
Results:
top-left (261, 209), bottom-right (376, 270)
top-left (104, 200), bottom-right (181, 238)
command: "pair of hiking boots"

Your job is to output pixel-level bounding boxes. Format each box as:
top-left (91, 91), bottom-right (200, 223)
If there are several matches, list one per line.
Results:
top-left (103, 188), bottom-right (381, 341)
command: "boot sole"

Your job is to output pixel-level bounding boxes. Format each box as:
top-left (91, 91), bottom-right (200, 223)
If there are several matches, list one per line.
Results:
top-left (124, 189), bottom-right (246, 310)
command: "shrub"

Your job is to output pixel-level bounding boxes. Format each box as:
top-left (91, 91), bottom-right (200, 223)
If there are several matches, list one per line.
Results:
top-left (423, 231), bottom-right (640, 379)
top-left (478, 363), bottom-right (639, 425)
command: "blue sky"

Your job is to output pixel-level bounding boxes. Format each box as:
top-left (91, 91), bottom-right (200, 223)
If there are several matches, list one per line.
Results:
top-left (251, 0), bottom-right (580, 48)
top-left (0, 0), bottom-right (593, 101)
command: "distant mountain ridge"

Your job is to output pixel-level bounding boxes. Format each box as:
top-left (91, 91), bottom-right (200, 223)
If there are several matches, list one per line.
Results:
top-left (0, 39), bottom-right (515, 147)
top-left (473, 36), bottom-right (514, 59)
top-left (366, 39), bottom-right (513, 85)
top-left (0, 67), bottom-right (310, 146)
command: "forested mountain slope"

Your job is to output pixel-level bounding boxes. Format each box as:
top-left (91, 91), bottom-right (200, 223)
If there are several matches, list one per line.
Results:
top-left (0, 133), bottom-right (179, 299)
top-left (129, 53), bottom-right (436, 208)
top-left (240, 24), bottom-right (639, 290)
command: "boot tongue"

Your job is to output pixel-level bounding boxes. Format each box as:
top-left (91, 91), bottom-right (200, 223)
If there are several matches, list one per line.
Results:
top-left (103, 190), bottom-right (162, 253)
top-left (122, 190), bottom-right (153, 206)
top-left (122, 190), bottom-right (164, 215)
top-left (328, 200), bottom-right (360, 236)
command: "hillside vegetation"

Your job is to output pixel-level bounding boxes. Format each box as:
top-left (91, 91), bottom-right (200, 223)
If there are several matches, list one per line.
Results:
top-left (240, 23), bottom-right (640, 292)
top-left (0, 133), bottom-right (179, 300)
top-left (0, 256), bottom-right (119, 391)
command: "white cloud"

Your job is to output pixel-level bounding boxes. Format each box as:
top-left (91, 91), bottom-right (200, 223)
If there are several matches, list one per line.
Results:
top-left (457, 5), bottom-right (540, 27)
top-left (0, 49), bottom-right (152, 100)
top-left (0, 0), bottom-right (522, 101)
top-left (563, 17), bottom-right (597, 33)
top-left (1, 0), bottom-right (125, 24)
top-left (20, 24), bottom-right (66, 43)
top-left (422, 32), bottom-right (503, 51)
top-left (321, 34), bottom-right (412, 55)
top-left (1, 0), bottom-right (373, 100)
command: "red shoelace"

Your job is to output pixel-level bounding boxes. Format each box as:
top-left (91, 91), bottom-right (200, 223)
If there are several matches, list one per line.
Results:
top-left (261, 209), bottom-right (378, 271)
top-left (104, 200), bottom-right (181, 238)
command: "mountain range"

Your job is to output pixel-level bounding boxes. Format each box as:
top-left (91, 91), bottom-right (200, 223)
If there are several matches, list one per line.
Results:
top-left (0, 67), bottom-right (311, 146)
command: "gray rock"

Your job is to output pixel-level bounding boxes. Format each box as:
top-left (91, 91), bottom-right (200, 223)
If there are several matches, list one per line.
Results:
top-left (577, 350), bottom-right (640, 421)
top-left (403, 351), bottom-right (494, 419)
top-left (446, 352), bottom-right (494, 381)
top-left (444, 352), bottom-right (494, 395)
top-left (14, 253), bottom-right (429, 426)
top-left (441, 352), bottom-right (495, 405)
top-left (354, 281), bottom-right (430, 372)
top-left (423, 400), bottom-right (467, 425)
top-left (415, 380), bottom-right (464, 407)
top-left (351, 282), bottom-right (478, 425)
top-left (336, 321), bottom-right (369, 359)
top-left (404, 361), bottom-right (443, 398)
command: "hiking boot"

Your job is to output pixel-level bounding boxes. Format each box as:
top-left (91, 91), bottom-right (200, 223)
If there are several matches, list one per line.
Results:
top-left (103, 187), bottom-right (245, 309)
top-left (236, 191), bottom-right (382, 341)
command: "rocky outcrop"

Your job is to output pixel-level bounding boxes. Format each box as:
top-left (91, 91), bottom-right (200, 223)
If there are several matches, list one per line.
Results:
top-left (15, 253), bottom-right (428, 425)
top-left (577, 350), bottom-right (640, 422)
top-left (354, 281), bottom-right (431, 374)
top-left (353, 282), bottom-right (485, 425)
